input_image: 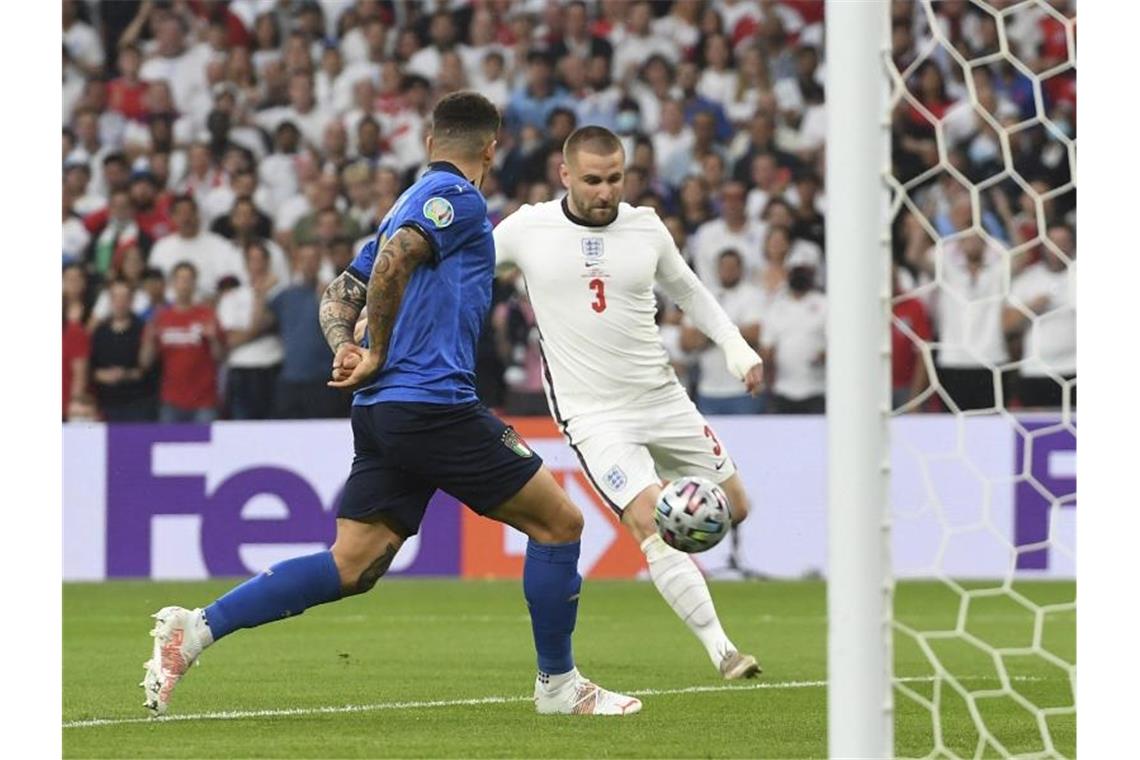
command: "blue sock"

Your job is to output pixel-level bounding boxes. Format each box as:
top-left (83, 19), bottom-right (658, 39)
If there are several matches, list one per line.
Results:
top-left (523, 539), bottom-right (581, 675)
top-left (203, 551), bottom-right (343, 641)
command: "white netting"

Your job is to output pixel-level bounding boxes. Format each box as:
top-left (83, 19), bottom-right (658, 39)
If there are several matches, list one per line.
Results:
top-left (885, 1), bottom-right (1076, 757)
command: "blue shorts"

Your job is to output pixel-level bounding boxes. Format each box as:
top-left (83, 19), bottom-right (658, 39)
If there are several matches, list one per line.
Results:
top-left (337, 401), bottom-right (544, 536)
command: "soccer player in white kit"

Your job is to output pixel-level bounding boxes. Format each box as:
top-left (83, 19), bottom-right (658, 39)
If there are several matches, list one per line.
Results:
top-left (493, 126), bottom-right (764, 679)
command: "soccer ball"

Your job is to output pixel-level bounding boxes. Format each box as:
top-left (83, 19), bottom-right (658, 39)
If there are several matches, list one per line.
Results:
top-left (654, 476), bottom-right (733, 553)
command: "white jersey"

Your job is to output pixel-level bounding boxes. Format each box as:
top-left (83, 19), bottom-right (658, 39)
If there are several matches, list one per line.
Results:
top-left (494, 200), bottom-right (739, 421)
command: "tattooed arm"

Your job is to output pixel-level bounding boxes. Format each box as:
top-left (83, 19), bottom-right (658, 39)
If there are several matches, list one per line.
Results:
top-left (319, 270), bottom-right (368, 354)
top-left (363, 226), bottom-right (433, 363)
top-left (326, 227), bottom-right (434, 390)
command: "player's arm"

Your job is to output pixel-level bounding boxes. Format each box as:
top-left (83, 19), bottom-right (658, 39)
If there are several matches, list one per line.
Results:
top-left (138, 322), bottom-right (157, 371)
top-left (319, 270), bottom-right (368, 353)
top-left (655, 234), bottom-right (764, 395)
top-left (328, 227), bottom-right (433, 389)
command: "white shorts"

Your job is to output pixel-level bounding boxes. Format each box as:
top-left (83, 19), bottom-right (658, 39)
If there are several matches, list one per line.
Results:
top-left (562, 383), bottom-right (737, 513)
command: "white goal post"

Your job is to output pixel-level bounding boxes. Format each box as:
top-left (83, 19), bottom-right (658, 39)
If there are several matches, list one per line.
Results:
top-left (825, 1), bottom-right (893, 758)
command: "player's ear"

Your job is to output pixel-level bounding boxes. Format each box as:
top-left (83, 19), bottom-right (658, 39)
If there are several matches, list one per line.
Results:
top-left (559, 160), bottom-right (571, 190)
top-left (425, 133), bottom-right (434, 155)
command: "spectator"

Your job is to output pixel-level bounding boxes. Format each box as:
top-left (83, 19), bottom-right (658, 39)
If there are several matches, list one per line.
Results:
top-left (126, 167), bottom-right (174, 241)
top-left (761, 263), bottom-right (827, 414)
top-left (148, 195), bottom-right (245, 300)
top-left (1004, 224), bottom-right (1077, 408)
top-left (662, 109), bottom-right (726, 188)
top-left (63, 189), bottom-right (92, 266)
top-left (758, 225), bottom-right (793, 299)
top-left (910, 232), bottom-right (1010, 411)
top-left (90, 243), bottom-right (150, 323)
top-left (732, 111), bottom-right (801, 185)
top-left (790, 171), bottom-right (826, 249)
top-left (652, 99), bottom-right (694, 185)
top-left (652, 0), bottom-right (701, 59)
top-left (62, 262), bottom-right (94, 421)
top-left (491, 278), bottom-right (547, 416)
top-left (90, 279), bottom-right (157, 422)
top-left (407, 11), bottom-right (459, 81)
top-left (549, 1), bottom-right (614, 63)
top-left (676, 61), bottom-right (733, 144)
top-left (256, 71), bottom-right (331, 150)
top-left (139, 267), bottom-right (168, 322)
top-left (677, 174), bottom-right (714, 234)
top-left (744, 152), bottom-right (792, 220)
top-left (88, 189), bottom-right (147, 278)
top-left (505, 51), bottom-right (573, 132)
top-left (141, 262), bottom-right (224, 424)
top-left (209, 193), bottom-right (273, 244)
top-left (696, 33), bottom-right (737, 112)
top-left (612, 1), bottom-right (680, 83)
top-left (892, 266), bottom-right (934, 411)
top-left (691, 181), bottom-right (765, 287)
top-left (681, 249), bottom-right (767, 414)
top-left (217, 242), bottom-right (284, 420)
top-left (267, 244), bottom-right (348, 419)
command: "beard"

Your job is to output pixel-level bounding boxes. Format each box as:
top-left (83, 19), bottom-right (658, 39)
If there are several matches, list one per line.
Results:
top-left (570, 188), bottom-right (619, 225)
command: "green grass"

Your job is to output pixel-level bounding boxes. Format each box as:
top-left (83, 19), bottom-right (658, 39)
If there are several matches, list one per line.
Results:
top-left (63, 579), bottom-right (1074, 758)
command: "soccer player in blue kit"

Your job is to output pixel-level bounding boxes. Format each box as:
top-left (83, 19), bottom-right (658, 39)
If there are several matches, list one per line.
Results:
top-left (140, 92), bottom-right (641, 717)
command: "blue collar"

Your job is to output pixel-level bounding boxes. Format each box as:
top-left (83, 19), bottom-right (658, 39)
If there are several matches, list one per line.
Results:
top-left (426, 161), bottom-right (466, 180)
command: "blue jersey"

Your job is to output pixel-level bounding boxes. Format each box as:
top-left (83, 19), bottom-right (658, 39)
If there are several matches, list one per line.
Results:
top-left (346, 162), bottom-right (494, 406)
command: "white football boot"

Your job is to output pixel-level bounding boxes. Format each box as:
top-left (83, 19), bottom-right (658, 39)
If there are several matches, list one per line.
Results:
top-left (533, 668), bottom-right (642, 715)
top-left (719, 650), bottom-right (762, 680)
top-left (140, 606), bottom-right (213, 716)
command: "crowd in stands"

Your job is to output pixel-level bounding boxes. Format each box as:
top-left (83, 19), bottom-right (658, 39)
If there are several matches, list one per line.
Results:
top-left (62, 0), bottom-right (1076, 422)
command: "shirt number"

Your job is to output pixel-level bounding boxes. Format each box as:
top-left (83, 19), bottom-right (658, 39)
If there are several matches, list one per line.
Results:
top-left (589, 278), bottom-right (607, 313)
top-left (704, 425), bottom-right (723, 456)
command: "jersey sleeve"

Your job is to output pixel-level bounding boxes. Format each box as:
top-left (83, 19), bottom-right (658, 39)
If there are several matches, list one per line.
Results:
top-left (394, 183), bottom-right (486, 264)
top-left (345, 237), bottom-right (377, 284)
top-left (491, 207), bottom-right (524, 267)
top-left (652, 216), bottom-right (740, 346)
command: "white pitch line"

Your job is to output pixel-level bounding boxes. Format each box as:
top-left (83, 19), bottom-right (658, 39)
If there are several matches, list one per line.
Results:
top-left (63, 675), bottom-right (1044, 730)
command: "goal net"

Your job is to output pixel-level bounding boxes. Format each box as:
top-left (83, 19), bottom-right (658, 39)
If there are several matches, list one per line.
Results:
top-left (884, 1), bottom-right (1076, 757)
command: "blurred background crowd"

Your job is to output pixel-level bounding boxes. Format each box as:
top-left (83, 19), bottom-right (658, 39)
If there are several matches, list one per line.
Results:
top-left (61, 0), bottom-right (1076, 423)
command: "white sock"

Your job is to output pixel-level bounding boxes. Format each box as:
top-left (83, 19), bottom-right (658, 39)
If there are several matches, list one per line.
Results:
top-left (193, 608), bottom-right (215, 647)
top-left (537, 667), bottom-right (578, 693)
top-left (641, 534), bottom-right (734, 668)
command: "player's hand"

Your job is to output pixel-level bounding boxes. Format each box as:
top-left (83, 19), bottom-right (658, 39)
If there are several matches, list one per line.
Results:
top-left (331, 343), bottom-right (365, 383)
top-left (328, 348), bottom-right (380, 390)
top-left (723, 336), bottom-right (764, 396)
top-left (742, 362), bottom-right (764, 396)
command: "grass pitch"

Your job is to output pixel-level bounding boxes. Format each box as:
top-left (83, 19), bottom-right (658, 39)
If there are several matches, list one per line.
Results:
top-left (63, 579), bottom-right (1074, 758)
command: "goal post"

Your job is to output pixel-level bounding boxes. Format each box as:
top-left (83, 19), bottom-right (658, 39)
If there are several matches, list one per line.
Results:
top-left (825, 1), bottom-right (894, 758)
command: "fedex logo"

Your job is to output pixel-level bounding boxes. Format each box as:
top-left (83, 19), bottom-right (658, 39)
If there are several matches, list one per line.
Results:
top-left (1013, 422), bottom-right (1076, 570)
top-left (103, 425), bottom-right (460, 578)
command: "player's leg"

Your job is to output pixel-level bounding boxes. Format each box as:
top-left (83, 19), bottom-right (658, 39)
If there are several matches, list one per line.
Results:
top-left (141, 405), bottom-right (427, 715)
top-left (431, 406), bottom-right (639, 715)
top-left (636, 388), bottom-right (761, 678)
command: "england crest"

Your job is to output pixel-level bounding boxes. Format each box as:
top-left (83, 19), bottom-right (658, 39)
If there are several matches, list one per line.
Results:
top-left (603, 465), bottom-right (627, 492)
top-left (581, 237), bottom-right (604, 259)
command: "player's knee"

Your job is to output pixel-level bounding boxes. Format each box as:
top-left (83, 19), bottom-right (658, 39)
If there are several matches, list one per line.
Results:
top-left (726, 485), bottom-right (751, 525)
top-left (525, 496), bottom-right (583, 544)
top-left (621, 497), bottom-right (658, 543)
top-left (546, 501), bottom-right (584, 543)
top-left (332, 541), bottom-right (400, 596)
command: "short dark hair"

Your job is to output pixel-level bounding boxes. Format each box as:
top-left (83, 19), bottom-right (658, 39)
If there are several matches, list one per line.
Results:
top-left (430, 91), bottom-right (500, 155)
top-left (172, 261), bottom-right (198, 279)
top-left (171, 194), bottom-right (197, 212)
top-left (718, 248), bottom-right (743, 264)
top-left (563, 125), bottom-right (624, 163)
top-left (142, 267), bottom-right (165, 281)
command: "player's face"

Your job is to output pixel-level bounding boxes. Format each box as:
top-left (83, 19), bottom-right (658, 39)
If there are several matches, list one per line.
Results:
top-left (563, 150), bottom-right (624, 226)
